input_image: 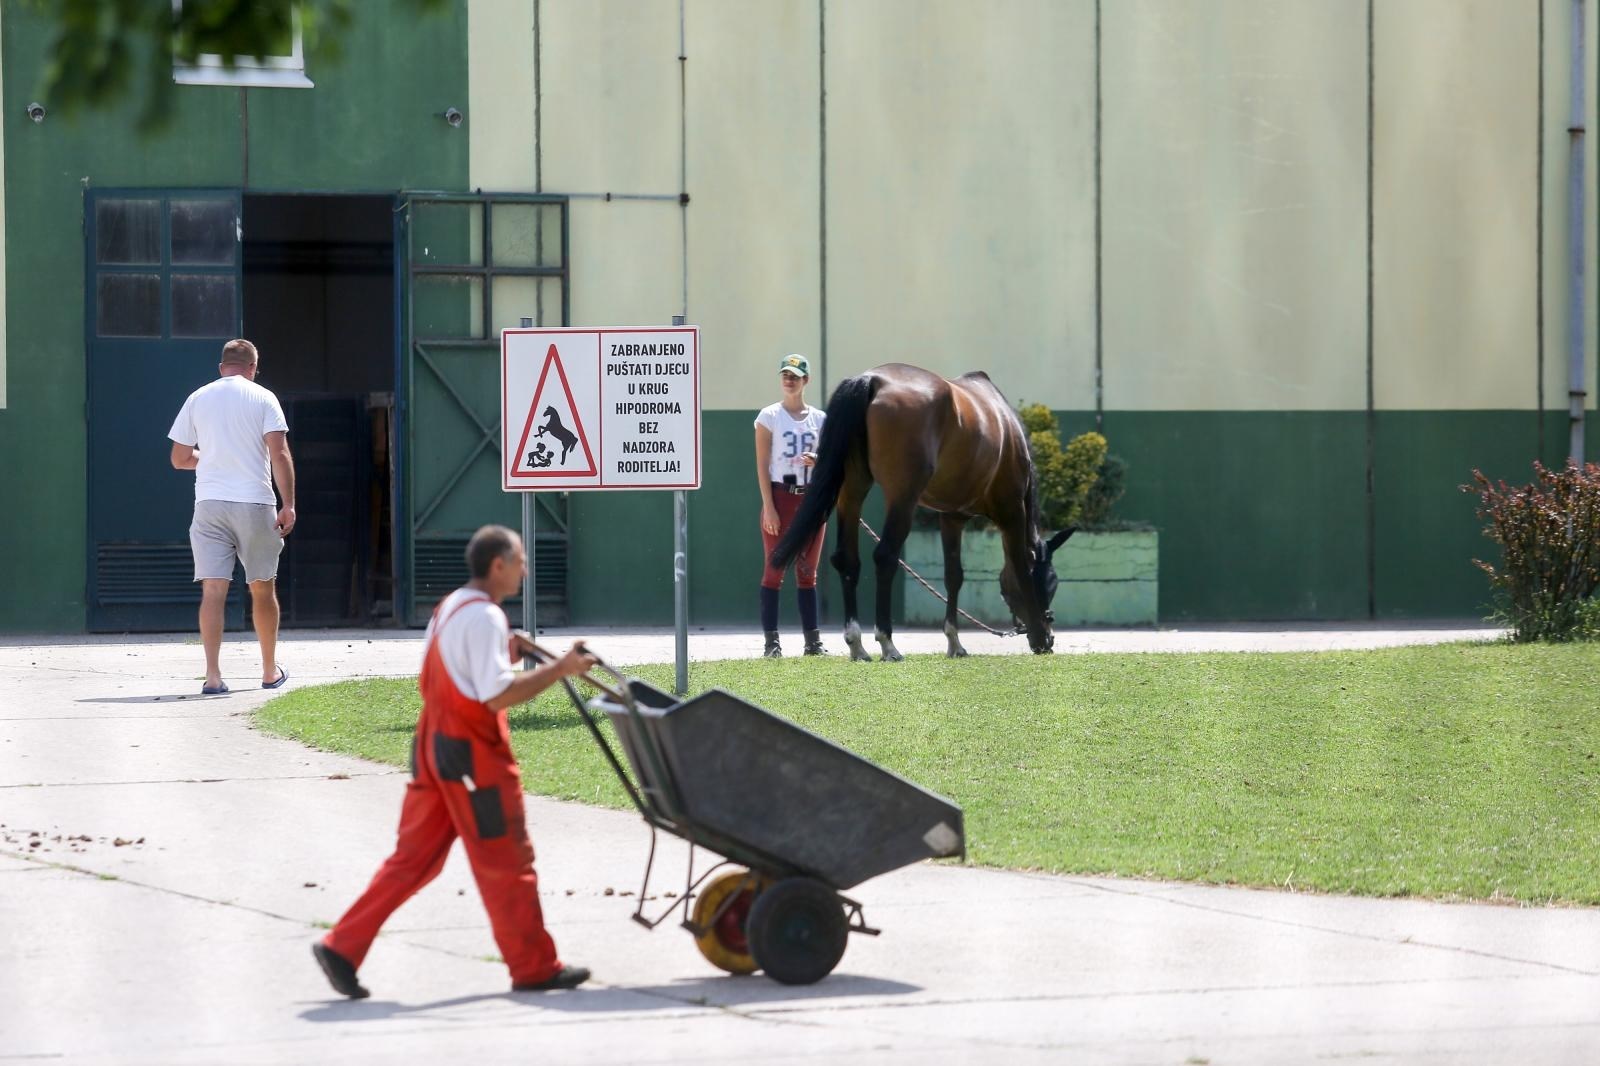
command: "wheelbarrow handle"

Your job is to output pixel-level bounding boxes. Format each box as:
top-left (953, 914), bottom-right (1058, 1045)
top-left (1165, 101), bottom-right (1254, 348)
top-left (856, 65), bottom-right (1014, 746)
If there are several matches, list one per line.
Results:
top-left (517, 635), bottom-right (629, 703)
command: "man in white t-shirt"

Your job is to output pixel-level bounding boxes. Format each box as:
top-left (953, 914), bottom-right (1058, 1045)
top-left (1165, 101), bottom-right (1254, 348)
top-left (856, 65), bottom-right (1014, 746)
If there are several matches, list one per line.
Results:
top-left (168, 338), bottom-right (296, 695)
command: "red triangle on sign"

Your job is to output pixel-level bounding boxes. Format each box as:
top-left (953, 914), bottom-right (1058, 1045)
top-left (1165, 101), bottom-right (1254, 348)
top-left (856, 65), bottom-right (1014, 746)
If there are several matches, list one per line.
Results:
top-left (510, 344), bottom-right (598, 478)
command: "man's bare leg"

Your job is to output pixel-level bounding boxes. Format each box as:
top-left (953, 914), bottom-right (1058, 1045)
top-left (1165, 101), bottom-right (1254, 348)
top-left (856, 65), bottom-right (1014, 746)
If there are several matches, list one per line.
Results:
top-left (250, 579), bottom-right (281, 685)
top-left (199, 579), bottom-right (230, 689)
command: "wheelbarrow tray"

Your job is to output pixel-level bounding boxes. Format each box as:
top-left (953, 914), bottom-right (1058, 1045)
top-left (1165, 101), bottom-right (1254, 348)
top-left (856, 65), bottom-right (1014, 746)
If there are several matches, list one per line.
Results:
top-left (589, 679), bottom-right (964, 891)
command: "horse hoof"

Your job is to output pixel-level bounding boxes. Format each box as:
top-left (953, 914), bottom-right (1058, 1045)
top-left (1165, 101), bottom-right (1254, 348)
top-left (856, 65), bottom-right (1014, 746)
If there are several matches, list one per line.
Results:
top-left (946, 646), bottom-right (969, 659)
top-left (881, 649), bottom-right (904, 663)
top-left (850, 648), bottom-right (874, 663)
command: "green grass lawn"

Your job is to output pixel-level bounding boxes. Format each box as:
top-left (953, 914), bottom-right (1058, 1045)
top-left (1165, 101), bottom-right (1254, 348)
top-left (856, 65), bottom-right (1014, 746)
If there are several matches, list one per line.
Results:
top-left (257, 642), bottom-right (1600, 905)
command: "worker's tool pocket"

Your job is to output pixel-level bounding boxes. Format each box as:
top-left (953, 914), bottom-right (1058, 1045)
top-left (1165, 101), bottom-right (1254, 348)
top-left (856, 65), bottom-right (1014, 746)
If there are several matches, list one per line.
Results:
top-left (469, 786), bottom-right (507, 840)
top-left (432, 734), bottom-right (474, 782)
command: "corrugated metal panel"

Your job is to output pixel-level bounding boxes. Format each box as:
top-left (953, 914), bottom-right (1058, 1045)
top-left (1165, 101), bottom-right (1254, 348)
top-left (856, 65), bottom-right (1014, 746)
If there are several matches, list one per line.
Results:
top-left (414, 534), bottom-right (567, 626)
top-left (94, 542), bottom-right (200, 605)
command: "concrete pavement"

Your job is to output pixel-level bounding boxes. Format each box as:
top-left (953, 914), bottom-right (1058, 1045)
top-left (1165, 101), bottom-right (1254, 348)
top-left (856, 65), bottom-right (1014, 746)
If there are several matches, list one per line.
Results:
top-left (2, 622), bottom-right (1598, 1064)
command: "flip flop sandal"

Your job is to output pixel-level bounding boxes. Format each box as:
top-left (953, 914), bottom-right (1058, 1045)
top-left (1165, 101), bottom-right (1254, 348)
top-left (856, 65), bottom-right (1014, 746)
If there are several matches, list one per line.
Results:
top-left (262, 666), bottom-right (289, 690)
top-left (201, 682), bottom-right (230, 695)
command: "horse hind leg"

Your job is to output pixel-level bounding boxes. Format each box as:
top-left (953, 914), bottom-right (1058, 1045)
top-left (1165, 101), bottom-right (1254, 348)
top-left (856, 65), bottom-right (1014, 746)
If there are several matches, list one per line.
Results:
top-left (870, 501), bottom-right (915, 663)
top-left (939, 513), bottom-right (970, 658)
top-left (832, 479), bottom-right (873, 662)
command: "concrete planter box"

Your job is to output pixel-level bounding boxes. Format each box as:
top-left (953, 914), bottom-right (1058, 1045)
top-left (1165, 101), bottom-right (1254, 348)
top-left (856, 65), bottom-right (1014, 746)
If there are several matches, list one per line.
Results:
top-left (902, 528), bottom-right (1158, 627)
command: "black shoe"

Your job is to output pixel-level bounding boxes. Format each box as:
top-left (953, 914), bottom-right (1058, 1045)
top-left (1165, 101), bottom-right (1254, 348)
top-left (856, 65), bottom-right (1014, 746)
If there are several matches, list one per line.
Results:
top-left (802, 629), bottom-right (827, 656)
top-left (513, 965), bottom-right (591, 992)
top-left (312, 941), bottom-right (370, 1000)
top-left (763, 631), bottom-right (783, 658)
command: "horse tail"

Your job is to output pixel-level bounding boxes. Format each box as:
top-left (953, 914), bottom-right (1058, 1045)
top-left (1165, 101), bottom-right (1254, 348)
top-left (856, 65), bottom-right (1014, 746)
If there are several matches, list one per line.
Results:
top-left (769, 373), bottom-right (876, 569)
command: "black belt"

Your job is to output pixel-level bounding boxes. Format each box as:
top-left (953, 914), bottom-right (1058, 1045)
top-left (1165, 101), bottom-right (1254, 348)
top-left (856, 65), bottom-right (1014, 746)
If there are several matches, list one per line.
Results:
top-left (774, 482), bottom-right (806, 496)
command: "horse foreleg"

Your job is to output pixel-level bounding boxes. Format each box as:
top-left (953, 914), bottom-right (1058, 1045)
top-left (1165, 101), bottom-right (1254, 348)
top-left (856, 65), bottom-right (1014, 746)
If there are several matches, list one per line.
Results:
top-left (832, 491), bottom-right (872, 662)
top-left (871, 503), bottom-right (914, 663)
top-left (939, 513), bottom-right (970, 658)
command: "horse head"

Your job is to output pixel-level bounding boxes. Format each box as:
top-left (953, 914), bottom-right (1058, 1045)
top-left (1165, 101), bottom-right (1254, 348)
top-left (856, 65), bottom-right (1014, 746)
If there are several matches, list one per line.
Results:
top-left (1002, 529), bottom-right (1073, 653)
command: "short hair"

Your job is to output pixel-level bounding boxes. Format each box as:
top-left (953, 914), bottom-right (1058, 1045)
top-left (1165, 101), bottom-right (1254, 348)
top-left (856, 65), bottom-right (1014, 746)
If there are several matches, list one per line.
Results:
top-left (466, 525), bottom-right (521, 578)
top-left (220, 339), bottom-right (258, 367)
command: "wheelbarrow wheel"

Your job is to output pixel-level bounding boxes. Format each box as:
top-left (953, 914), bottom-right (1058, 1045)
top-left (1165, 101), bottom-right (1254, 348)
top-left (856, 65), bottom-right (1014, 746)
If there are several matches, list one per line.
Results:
top-left (691, 869), bottom-right (766, 975)
top-left (745, 876), bottom-right (849, 985)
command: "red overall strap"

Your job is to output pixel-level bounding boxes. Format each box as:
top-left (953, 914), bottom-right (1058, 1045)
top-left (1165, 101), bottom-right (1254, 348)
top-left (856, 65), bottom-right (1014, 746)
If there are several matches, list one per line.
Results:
top-left (420, 590), bottom-right (511, 754)
top-left (430, 590), bottom-right (493, 640)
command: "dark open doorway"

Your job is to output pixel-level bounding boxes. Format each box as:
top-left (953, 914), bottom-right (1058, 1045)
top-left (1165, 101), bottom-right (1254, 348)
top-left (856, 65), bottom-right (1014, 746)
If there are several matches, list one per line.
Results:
top-left (243, 194), bottom-right (396, 626)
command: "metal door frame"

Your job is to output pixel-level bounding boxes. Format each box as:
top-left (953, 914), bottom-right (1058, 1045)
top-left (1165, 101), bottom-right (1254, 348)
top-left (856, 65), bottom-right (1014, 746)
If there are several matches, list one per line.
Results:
top-left (395, 192), bottom-right (570, 625)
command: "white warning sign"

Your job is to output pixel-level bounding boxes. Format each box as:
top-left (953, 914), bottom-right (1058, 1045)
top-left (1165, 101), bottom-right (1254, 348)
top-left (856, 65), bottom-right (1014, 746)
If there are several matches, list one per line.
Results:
top-left (501, 326), bottom-right (700, 492)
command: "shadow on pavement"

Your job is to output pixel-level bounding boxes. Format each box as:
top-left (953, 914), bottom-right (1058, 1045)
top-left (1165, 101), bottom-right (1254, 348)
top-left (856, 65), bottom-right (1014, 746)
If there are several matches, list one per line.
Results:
top-left (76, 693), bottom-right (228, 704)
top-left (298, 972), bottom-right (920, 1022)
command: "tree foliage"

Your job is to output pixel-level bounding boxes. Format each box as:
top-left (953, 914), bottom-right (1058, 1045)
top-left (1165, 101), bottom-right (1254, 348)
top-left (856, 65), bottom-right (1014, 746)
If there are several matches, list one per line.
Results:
top-left (27, 0), bottom-right (446, 133)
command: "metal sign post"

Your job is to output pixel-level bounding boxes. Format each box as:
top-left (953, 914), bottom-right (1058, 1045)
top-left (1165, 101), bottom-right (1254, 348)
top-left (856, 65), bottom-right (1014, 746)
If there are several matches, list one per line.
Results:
top-left (520, 317), bottom-right (537, 633)
top-left (671, 314), bottom-right (688, 695)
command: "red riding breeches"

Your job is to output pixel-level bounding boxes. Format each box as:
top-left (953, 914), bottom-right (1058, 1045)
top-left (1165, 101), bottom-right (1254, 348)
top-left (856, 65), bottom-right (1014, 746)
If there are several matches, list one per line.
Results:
top-left (761, 485), bottom-right (826, 590)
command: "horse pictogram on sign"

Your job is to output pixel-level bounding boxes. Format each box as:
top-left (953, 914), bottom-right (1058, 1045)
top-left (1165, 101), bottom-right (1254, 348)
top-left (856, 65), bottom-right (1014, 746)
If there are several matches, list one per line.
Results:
top-left (510, 344), bottom-right (598, 478)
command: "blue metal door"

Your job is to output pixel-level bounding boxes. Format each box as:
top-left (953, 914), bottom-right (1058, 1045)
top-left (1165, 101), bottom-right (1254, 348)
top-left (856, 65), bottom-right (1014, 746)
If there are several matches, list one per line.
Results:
top-left (86, 190), bottom-right (244, 631)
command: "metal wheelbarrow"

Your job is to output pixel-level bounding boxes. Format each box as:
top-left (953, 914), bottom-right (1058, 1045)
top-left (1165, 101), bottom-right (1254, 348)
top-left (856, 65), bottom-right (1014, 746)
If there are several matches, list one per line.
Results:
top-left (540, 645), bottom-right (966, 985)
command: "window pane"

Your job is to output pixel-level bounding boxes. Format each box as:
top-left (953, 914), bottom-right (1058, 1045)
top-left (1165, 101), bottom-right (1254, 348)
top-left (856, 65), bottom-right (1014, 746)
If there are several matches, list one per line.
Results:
top-left (490, 203), bottom-right (563, 268)
top-left (171, 200), bottom-right (236, 265)
top-left (172, 274), bottom-right (237, 338)
top-left (95, 200), bottom-right (161, 265)
top-left (412, 203), bottom-right (483, 267)
top-left (491, 276), bottom-right (563, 333)
top-left (192, 0), bottom-right (295, 58)
top-left (97, 274), bottom-right (161, 337)
top-left (414, 275), bottom-right (483, 339)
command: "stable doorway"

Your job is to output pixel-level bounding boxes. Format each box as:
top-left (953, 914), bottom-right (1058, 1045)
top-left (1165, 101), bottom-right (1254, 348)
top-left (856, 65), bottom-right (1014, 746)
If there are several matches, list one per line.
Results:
top-left (242, 193), bottom-right (396, 626)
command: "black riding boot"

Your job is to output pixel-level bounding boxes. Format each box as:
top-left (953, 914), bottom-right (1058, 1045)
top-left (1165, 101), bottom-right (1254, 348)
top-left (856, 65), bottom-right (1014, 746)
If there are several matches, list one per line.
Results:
top-left (802, 629), bottom-right (827, 656)
top-left (763, 631), bottom-right (783, 658)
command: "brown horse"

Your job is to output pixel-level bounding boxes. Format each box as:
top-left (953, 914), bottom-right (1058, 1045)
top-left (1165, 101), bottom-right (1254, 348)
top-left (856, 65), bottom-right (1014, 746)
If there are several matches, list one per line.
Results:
top-left (770, 363), bottom-right (1071, 660)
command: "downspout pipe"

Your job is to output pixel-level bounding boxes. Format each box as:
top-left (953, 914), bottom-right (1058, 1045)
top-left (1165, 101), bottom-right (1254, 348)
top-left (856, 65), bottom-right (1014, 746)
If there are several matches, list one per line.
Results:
top-left (1569, 0), bottom-right (1587, 464)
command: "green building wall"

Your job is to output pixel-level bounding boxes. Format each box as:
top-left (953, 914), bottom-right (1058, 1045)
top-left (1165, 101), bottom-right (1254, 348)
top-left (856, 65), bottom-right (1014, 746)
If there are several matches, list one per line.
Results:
top-left (0, 1), bottom-right (467, 631)
top-left (2, 2), bottom-right (1595, 632)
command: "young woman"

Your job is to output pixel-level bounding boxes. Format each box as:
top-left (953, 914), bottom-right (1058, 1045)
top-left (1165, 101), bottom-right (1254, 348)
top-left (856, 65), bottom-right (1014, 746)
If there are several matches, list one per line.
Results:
top-left (753, 353), bottom-right (828, 657)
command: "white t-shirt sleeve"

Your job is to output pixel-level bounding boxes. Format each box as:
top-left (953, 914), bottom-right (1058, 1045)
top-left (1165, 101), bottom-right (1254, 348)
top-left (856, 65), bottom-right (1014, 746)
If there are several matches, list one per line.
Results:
top-left (261, 390), bottom-right (289, 435)
top-left (753, 403), bottom-right (779, 433)
top-left (448, 602), bottom-right (516, 702)
top-left (168, 394), bottom-right (198, 447)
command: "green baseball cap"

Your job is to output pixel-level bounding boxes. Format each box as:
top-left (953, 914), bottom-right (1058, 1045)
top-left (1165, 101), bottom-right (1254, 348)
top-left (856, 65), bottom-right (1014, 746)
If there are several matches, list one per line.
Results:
top-left (778, 353), bottom-right (810, 377)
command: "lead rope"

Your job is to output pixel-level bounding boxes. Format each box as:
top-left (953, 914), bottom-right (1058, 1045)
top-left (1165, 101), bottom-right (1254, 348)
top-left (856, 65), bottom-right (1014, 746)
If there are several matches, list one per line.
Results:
top-left (855, 518), bottom-right (1016, 638)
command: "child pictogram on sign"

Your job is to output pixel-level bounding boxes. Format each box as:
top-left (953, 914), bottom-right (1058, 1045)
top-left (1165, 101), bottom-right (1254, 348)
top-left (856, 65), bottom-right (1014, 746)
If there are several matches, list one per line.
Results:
top-left (511, 344), bottom-right (597, 478)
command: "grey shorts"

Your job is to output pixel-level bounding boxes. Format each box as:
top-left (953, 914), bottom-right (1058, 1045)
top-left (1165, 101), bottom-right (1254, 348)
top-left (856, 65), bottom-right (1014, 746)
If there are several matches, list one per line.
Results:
top-left (190, 500), bottom-right (283, 583)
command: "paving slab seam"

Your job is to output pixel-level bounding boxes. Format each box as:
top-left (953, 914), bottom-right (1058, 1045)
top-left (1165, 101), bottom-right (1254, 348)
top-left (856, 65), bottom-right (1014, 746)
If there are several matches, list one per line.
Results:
top-left (0, 771), bottom-right (400, 790)
top-left (1, 850), bottom-right (793, 1017)
top-left (2, 712), bottom-right (249, 720)
top-left (0, 849), bottom-right (326, 926)
top-left (740, 970), bottom-right (1590, 1017)
top-left (1061, 876), bottom-right (1600, 977)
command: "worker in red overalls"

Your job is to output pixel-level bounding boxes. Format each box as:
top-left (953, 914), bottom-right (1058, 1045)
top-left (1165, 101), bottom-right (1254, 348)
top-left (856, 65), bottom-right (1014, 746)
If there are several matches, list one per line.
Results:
top-left (313, 524), bottom-right (597, 998)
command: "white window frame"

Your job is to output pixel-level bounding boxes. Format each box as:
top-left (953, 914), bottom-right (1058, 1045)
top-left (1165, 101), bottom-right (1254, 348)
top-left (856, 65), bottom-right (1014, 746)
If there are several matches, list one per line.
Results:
top-left (171, 1), bottom-right (314, 89)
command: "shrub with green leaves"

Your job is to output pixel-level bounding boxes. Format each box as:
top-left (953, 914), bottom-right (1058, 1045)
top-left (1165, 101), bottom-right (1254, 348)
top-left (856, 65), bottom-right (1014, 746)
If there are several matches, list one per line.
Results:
top-left (1465, 460), bottom-right (1600, 642)
top-left (1018, 403), bottom-right (1122, 530)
